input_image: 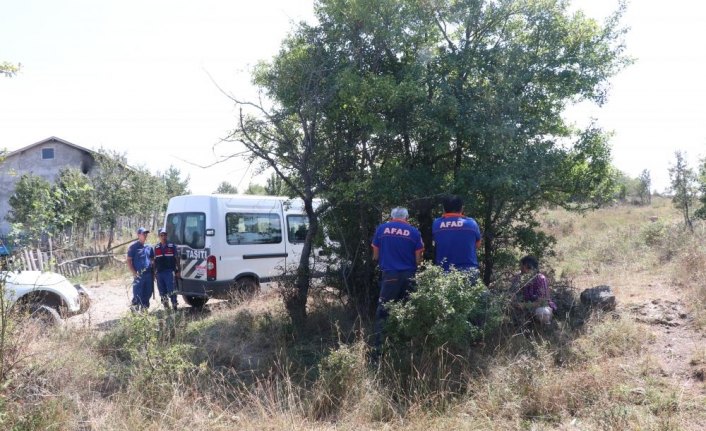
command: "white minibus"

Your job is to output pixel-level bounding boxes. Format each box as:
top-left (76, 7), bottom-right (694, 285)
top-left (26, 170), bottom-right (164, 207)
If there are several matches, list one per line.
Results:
top-left (164, 194), bottom-right (323, 307)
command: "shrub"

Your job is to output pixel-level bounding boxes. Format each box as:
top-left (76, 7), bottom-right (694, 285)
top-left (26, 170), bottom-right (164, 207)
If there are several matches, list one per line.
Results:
top-left (641, 220), bottom-right (665, 246)
top-left (101, 312), bottom-right (199, 411)
top-left (309, 340), bottom-right (367, 419)
top-left (386, 265), bottom-right (494, 350)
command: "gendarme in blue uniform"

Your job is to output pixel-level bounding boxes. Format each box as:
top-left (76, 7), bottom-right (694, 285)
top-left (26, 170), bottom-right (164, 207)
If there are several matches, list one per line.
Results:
top-left (154, 242), bottom-right (178, 273)
top-left (154, 241), bottom-right (179, 308)
top-left (372, 219), bottom-right (424, 272)
top-left (432, 212), bottom-right (481, 271)
top-left (127, 240), bottom-right (155, 309)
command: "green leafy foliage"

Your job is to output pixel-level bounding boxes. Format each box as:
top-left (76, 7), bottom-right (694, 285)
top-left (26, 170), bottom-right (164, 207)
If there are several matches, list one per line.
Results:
top-left (53, 168), bottom-right (94, 231)
top-left (160, 165), bottom-right (190, 210)
top-left (91, 149), bottom-right (135, 243)
top-left (101, 312), bottom-right (197, 408)
top-left (638, 169), bottom-right (652, 205)
top-left (640, 221), bottom-right (666, 247)
top-left (7, 174), bottom-right (55, 240)
top-left (265, 172), bottom-right (292, 196)
top-left (311, 341), bottom-right (367, 418)
top-left (90, 149), bottom-right (168, 247)
top-left (668, 151), bottom-right (697, 230)
top-left (695, 158), bottom-right (706, 220)
top-left (213, 181), bottom-right (237, 194)
top-left (233, 0), bottom-right (630, 319)
top-left (386, 265), bottom-right (493, 350)
top-left (243, 183), bottom-right (266, 195)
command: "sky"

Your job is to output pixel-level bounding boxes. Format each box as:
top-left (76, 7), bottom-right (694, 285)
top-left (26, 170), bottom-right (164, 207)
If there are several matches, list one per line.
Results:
top-left (1, 0), bottom-right (705, 194)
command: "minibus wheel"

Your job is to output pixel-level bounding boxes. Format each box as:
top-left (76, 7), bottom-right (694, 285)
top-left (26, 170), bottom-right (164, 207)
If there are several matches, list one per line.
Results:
top-left (183, 295), bottom-right (208, 309)
top-left (235, 277), bottom-right (260, 295)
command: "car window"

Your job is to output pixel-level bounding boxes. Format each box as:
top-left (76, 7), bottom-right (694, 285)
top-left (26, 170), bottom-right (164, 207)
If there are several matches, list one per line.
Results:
top-left (166, 212), bottom-right (206, 249)
top-left (226, 212), bottom-right (282, 245)
top-left (287, 215), bottom-right (309, 243)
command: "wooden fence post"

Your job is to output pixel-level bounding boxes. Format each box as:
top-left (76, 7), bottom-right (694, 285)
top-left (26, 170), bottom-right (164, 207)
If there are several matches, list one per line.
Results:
top-left (35, 248), bottom-right (44, 271)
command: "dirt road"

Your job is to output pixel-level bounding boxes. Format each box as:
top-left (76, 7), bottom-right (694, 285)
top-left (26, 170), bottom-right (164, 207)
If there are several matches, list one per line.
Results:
top-left (67, 277), bottom-right (134, 330)
top-left (66, 276), bottom-right (230, 330)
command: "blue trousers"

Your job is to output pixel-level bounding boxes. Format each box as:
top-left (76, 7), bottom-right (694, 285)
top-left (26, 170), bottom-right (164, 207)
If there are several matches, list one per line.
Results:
top-left (156, 271), bottom-right (177, 305)
top-left (131, 269), bottom-right (154, 309)
top-left (373, 270), bottom-right (416, 353)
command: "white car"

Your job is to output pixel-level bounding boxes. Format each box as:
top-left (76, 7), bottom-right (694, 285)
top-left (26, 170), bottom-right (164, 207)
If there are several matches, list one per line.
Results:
top-left (1, 270), bottom-right (90, 324)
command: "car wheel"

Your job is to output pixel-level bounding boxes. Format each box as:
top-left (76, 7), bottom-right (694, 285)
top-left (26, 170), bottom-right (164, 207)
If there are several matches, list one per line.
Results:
top-left (28, 304), bottom-right (63, 327)
top-left (183, 295), bottom-right (208, 309)
top-left (75, 284), bottom-right (91, 314)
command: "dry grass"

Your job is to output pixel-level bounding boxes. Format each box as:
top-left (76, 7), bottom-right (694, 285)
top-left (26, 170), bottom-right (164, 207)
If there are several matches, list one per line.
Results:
top-left (2, 197), bottom-right (706, 430)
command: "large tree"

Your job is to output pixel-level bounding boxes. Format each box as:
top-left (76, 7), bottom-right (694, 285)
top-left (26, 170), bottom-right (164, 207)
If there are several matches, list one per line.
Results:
top-left (7, 174), bottom-right (55, 241)
top-left (226, 24), bottom-right (341, 326)
top-left (696, 158), bottom-right (706, 220)
top-left (637, 169), bottom-right (652, 205)
top-left (91, 149), bottom-right (136, 248)
top-left (411, 0), bottom-right (627, 283)
top-left (229, 0), bottom-right (629, 321)
top-left (53, 168), bottom-right (94, 236)
top-left (213, 181), bottom-right (238, 194)
top-left (669, 151), bottom-right (697, 230)
top-left (161, 165), bottom-right (190, 199)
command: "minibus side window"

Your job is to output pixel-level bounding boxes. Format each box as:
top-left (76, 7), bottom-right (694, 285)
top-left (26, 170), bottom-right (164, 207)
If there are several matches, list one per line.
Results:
top-left (287, 215), bottom-right (309, 243)
top-left (226, 213), bottom-right (282, 245)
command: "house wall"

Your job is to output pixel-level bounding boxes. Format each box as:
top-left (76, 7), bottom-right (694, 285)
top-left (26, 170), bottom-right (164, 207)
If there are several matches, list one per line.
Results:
top-left (0, 141), bottom-right (95, 234)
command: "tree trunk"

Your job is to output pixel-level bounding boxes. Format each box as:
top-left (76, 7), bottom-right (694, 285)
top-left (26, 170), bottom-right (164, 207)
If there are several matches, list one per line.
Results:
top-left (482, 199), bottom-right (494, 285)
top-left (285, 198), bottom-right (318, 328)
top-left (411, 198), bottom-right (435, 261)
top-left (482, 234), bottom-right (494, 286)
top-left (107, 223), bottom-right (116, 250)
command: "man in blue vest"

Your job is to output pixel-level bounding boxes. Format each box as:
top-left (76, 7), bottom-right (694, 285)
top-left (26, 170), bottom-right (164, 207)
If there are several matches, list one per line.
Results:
top-left (432, 195), bottom-right (482, 282)
top-left (127, 227), bottom-right (155, 311)
top-left (154, 227), bottom-right (181, 310)
top-left (371, 207), bottom-right (424, 356)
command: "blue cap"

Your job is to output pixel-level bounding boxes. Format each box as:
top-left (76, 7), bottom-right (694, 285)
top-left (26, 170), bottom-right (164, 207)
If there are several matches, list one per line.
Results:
top-left (136, 227), bottom-right (150, 235)
top-left (158, 228), bottom-right (167, 235)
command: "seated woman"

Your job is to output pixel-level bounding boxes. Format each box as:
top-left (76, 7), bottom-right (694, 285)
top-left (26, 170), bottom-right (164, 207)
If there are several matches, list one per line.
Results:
top-left (511, 255), bottom-right (557, 325)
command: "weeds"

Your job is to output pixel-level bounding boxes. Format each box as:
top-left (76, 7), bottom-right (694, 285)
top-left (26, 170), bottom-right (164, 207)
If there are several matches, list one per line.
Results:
top-left (2, 197), bottom-right (705, 430)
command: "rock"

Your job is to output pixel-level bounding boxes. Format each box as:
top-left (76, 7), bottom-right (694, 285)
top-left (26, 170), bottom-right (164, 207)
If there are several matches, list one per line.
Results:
top-left (580, 285), bottom-right (616, 311)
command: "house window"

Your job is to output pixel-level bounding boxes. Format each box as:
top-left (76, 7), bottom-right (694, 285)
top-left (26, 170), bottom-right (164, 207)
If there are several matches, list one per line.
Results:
top-left (41, 148), bottom-right (54, 160)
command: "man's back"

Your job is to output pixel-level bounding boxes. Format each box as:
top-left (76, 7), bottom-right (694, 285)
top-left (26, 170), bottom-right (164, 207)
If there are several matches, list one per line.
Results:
top-left (432, 213), bottom-right (481, 271)
top-left (372, 219), bottom-right (424, 272)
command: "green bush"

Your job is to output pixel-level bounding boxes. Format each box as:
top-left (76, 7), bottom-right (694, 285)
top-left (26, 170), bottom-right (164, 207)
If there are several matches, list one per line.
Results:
top-left (310, 341), bottom-right (367, 418)
top-left (641, 221), bottom-right (665, 246)
top-left (101, 312), bottom-right (199, 410)
top-left (386, 265), bottom-right (493, 350)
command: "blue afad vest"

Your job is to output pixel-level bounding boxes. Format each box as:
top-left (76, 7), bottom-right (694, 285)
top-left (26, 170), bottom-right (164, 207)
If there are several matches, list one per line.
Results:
top-left (372, 219), bottom-right (424, 272)
top-left (432, 213), bottom-right (481, 271)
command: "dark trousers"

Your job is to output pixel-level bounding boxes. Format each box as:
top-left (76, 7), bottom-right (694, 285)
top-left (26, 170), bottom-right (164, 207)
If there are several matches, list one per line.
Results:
top-left (132, 269), bottom-right (154, 309)
top-left (373, 270), bottom-right (416, 353)
top-left (156, 271), bottom-right (177, 306)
